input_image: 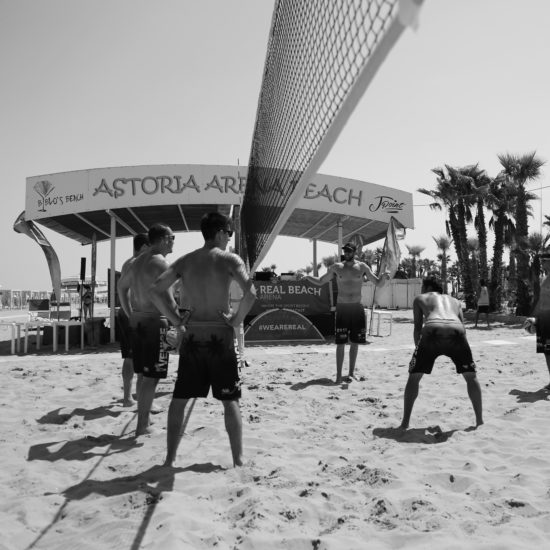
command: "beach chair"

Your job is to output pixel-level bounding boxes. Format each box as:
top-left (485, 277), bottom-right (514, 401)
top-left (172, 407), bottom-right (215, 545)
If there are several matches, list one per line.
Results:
top-left (28, 299), bottom-right (51, 321)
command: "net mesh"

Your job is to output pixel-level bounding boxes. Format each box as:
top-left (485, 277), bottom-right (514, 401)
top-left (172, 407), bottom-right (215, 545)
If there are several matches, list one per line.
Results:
top-left (240, 0), bottom-right (402, 270)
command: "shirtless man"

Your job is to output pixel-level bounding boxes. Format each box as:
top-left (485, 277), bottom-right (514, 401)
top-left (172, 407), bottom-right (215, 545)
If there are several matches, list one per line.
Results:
top-left (399, 274), bottom-right (483, 430)
top-left (117, 232), bottom-right (150, 407)
top-left (525, 252), bottom-right (550, 390)
top-left (118, 223), bottom-right (176, 436)
top-left (306, 242), bottom-right (390, 383)
top-left (150, 212), bottom-right (256, 467)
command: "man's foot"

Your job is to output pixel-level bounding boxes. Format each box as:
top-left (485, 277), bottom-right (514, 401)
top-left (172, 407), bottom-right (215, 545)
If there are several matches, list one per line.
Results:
top-left (335, 376), bottom-right (343, 384)
top-left (122, 398), bottom-right (135, 407)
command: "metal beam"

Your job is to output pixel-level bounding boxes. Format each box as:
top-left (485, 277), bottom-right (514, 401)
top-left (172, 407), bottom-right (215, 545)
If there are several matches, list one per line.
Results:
top-left (107, 209), bottom-right (136, 235)
top-left (177, 205), bottom-right (190, 231)
top-left (298, 212), bottom-right (332, 238)
top-left (126, 208), bottom-right (149, 231)
top-left (342, 220), bottom-right (375, 241)
top-left (74, 213), bottom-right (110, 238)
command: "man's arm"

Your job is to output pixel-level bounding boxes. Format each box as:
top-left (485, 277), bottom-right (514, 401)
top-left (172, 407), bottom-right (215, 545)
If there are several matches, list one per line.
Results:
top-left (305, 266), bottom-right (335, 286)
top-left (223, 255), bottom-right (256, 327)
top-left (361, 263), bottom-right (390, 287)
top-left (117, 265), bottom-right (133, 317)
top-left (149, 262), bottom-right (181, 327)
top-left (412, 297), bottom-right (424, 345)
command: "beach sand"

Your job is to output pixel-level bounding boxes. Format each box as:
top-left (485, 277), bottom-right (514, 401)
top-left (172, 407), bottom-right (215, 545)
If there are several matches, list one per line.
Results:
top-left (1, 310), bottom-right (549, 549)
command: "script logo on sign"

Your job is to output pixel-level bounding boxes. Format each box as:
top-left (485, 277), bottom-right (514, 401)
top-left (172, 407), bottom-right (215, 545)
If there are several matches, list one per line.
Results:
top-left (368, 195), bottom-right (405, 214)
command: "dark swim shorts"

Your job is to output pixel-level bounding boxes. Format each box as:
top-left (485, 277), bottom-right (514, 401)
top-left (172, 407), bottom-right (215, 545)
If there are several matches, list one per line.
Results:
top-left (409, 320), bottom-right (477, 374)
top-left (173, 322), bottom-right (241, 400)
top-left (129, 312), bottom-right (171, 378)
top-left (335, 302), bottom-right (366, 344)
top-left (536, 310), bottom-right (550, 353)
top-left (117, 308), bottom-right (132, 359)
top-left (477, 305), bottom-right (489, 314)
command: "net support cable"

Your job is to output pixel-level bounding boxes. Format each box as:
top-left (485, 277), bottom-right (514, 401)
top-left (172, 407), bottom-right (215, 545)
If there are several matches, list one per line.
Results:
top-left (240, 0), bottom-right (423, 272)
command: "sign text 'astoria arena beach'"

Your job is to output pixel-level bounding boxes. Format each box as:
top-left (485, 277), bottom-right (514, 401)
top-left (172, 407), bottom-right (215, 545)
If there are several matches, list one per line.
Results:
top-left (26, 165), bottom-right (413, 227)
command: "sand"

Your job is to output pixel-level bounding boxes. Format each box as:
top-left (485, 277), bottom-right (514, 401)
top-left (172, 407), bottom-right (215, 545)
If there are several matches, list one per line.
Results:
top-left (1, 310), bottom-right (549, 550)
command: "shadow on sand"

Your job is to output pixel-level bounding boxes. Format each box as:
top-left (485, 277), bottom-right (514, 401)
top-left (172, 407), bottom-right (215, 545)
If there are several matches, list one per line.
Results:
top-left (373, 425), bottom-right (461, 444)
top-left (509, 387), bottom-right (550, 403)
top-left (28, 434), bottom-right (142, 462)
top-left (290, 377), bottom-right (335, 390)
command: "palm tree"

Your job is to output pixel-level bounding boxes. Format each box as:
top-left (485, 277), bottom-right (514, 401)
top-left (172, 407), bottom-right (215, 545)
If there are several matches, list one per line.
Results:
top-left (498, 152), bottom-right (545, 314)
top-left (405, 244), bottom-right (425, 278)
top-left (467, 237), bottom-right (480, 291)
top-left (420, 166), bottom-right (476, 308)
top-left (433, 235), bottom-right (452, 293)
top-left (525, 232), bottom-right (550, 311)
top-left (322, 254), bottom-right (338, 270)
top-left (487, 173), bottom-right (516, 310)
top-left (462, 164), bottom-right (492, 281)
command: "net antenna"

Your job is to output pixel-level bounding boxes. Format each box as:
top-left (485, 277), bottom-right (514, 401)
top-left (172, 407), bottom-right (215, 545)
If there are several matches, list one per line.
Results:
top-left (240, 0), bottom-right (423, 272)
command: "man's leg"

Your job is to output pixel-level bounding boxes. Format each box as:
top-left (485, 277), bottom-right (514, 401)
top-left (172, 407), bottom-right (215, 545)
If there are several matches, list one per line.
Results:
top-left (136, 376), bottom-right (160, 436)
top-left (164, 397), bottom-right (190, 466)
top-left (222, 399), bottom-right (243, 467)
top-left (474, 311), bottom-right (479, 328)
top-left (348, 342), bottom-right (359, 379)
top-left (135, 373), bottom-right (143, 400)
top-left (400, 372), bottom-right (423, 429)
top-left (543, 353), bottom-right (550, 389)
top-left (462, 372), bottom-right (483, 427)
top-left (335, 344), bottom-right (345, 383)
top-left (122, 358), bottom-right (134, 406)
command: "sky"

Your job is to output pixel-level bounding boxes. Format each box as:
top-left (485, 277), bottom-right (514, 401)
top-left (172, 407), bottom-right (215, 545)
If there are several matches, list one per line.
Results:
top-left (1, 0), bottom-right (550, 290)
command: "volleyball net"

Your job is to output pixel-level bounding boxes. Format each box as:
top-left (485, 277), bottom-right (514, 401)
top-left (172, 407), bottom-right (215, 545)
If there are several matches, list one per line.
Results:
top-left (239, 0), bottom-right (423, 271)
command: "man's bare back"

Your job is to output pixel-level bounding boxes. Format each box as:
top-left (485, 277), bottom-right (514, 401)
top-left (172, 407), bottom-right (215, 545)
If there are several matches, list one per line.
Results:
top-left (415, 292), bottom-right (463, 322)
top-left (171, 247), bottom-right (251, 324)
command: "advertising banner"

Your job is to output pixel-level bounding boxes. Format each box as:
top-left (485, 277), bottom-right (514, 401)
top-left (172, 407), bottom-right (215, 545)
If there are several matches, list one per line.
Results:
top-left (249, 280), bottom-right (331, 317)
top-left (245, 309), bottom-right (325, 343)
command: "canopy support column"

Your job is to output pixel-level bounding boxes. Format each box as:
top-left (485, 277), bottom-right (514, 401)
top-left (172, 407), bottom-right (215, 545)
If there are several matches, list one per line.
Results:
top-left (312, 239), bottom-right (318, 276)
top-left (337, 219), bottom-right (343, 257)
top-left (109, 215), bottom-right (116, 343)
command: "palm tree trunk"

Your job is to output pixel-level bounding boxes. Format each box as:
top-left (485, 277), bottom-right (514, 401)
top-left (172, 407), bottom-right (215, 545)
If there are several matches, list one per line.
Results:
top-left (456, 201), bottom-right (475, 309)
top-left (515, 187), bottom-right (531, 315)
top-left (476, 199), bottom-right (489, 281)
top-left (490, 212), bottom-right (506, 311)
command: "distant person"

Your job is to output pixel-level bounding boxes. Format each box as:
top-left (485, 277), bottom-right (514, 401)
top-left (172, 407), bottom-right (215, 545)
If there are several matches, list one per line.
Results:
top-left (150, 212), bottom-right (256, 467)
top-left (82, 285), bottom-right (93, 320)
top-left (118, 223), bottom-right (176, 436)
top-left (117, 233), bottom-right (150, 407)
top-left (525, 252), bottom-right (550, 390)
top-left (399, 274), bottom-right (483, 430)
top-left (306, 242), bottom-right (390, 384)
top-left (474, 278), bottom-right (490, 328)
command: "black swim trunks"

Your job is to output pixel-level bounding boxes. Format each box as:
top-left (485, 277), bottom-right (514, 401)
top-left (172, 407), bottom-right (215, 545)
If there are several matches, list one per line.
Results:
top-left (117, 308), bottom-right (132, 359)
top-left (173, 322), bottom-right (240, 400)
top-left (129, 312), bottom-right (171, 378)
top-left (409, 320), bottom-right (476, 374)
top-left (335, 302), bottom-right (366, 344)
top-left (536, 310), bottom-right (550, 353)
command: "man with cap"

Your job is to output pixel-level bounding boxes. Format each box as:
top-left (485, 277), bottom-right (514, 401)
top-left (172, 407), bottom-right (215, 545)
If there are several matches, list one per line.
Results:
top-left (525, 252), bottom-right (550, 390)
top-left (306, 242), bottom-right (390, 384)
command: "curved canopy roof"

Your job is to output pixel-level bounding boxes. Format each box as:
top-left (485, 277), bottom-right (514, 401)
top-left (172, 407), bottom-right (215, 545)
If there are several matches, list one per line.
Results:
top-left (24, 164), bottom-right (414, 247)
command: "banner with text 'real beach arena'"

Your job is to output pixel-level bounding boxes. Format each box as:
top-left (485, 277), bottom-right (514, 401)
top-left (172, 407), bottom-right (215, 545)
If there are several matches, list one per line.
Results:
top-left (249, 280), bottom-right (331, 317)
